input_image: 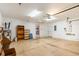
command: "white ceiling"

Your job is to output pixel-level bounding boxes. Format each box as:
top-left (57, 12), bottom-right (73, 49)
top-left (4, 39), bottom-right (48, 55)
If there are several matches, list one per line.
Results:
top-left (0, 3), bottom-right (79, 22)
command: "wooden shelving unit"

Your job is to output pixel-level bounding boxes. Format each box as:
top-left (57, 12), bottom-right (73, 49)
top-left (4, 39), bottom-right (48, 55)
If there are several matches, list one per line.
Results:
top-left (24, 29), bottom-right (30, 40)
top-left (16, 25), bottom-right (24, 41)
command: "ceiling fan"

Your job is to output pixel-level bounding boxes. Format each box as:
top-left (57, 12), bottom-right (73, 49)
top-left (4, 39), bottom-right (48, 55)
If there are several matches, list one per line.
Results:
top-left (45, 14), bottom-right (51, 19)
top-left (18, 3), bottom-right (22, 6)
top-left (43, 13), bottom-right (56, 21)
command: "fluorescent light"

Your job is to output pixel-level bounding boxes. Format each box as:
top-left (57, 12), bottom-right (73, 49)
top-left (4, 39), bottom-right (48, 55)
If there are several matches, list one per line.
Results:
top-left (28, 9), bottom-right (41, 17)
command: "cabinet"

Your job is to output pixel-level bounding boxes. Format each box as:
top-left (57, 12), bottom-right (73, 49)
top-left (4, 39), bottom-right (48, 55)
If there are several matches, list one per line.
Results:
top-left (16, 25), bottom-right (24, 40)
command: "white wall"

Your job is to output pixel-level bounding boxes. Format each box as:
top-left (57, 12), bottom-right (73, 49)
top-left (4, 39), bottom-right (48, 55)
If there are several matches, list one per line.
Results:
top-left (2, 16), bottom-right (79, 41)
top-left (2, 17), bottom-right (37, 41)
top-left (39, 23), bottom-right (49, 37)
top-left (50, 20), bottom-right (79, 41)
top-left (2, 16), bottom-right (50, 41)
top-left (0, 12), bottom-right (2, 26)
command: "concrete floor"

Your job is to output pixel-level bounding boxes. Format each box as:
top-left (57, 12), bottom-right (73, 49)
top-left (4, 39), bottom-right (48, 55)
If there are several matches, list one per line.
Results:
top-left (10, 38), bottom-right (79, 56)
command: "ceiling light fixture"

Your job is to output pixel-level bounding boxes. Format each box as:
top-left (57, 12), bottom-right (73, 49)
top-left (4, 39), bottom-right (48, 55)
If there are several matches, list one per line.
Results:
top-left (45, 16), bottom-right (56, 21)
top-left (45, 19), bottom-right (53, 21)
top-left (27, 9), bottom-right (41, 17)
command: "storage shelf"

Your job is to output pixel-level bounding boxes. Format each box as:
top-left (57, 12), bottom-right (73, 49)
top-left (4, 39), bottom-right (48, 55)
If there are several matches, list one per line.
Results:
top-left (24, 29), bottom-right (30, 40)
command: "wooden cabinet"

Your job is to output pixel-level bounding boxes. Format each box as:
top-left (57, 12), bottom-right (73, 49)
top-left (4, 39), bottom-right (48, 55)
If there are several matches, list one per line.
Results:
top-left (16, 25), bottom-right (24, 40)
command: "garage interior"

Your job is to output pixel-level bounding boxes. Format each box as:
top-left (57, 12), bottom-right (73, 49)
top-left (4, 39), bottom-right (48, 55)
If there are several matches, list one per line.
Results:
top-left (0, 3), bottom-right (79, 56)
